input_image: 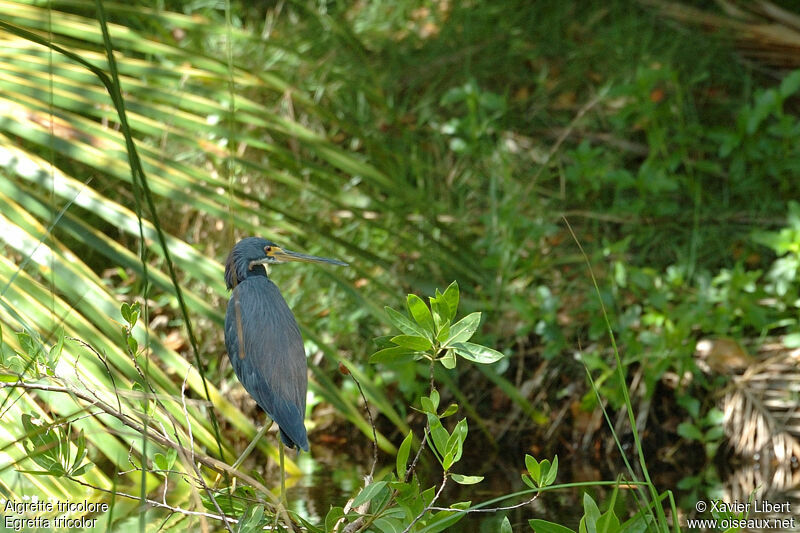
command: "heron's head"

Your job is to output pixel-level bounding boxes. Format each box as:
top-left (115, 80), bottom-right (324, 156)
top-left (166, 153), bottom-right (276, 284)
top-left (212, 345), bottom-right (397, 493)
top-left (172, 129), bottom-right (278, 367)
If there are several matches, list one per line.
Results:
top-left (225, 237), bottom-right (348, 289)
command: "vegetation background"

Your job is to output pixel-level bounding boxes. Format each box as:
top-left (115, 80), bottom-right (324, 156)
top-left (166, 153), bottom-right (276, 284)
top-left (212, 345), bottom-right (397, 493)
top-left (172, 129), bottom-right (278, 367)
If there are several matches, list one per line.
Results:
top-left (1, 0), bottom-right (799, 531)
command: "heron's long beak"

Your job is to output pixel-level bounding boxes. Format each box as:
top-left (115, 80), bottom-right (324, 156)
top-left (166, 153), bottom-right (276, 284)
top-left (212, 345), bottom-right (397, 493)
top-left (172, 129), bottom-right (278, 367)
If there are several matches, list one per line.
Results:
top-left (253, 246), bottom-right (349, 267)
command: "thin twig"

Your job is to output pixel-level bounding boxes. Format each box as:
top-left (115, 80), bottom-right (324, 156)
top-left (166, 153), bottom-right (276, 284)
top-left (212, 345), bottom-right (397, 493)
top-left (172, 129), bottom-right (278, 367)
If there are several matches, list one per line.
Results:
top-left (68, 337), bottom-right (122, 414)
top-left (524, 87), bottom-right (608, 197)
top-left (0, 381), bottom-right (280, 504)
top-left (401, 471), bottom-right (448, 533)
top-left (429, 492), bottom-right (539, 513)
top-left (349, 371), bottom-right (379, 481)
top-left (67, 475), bottom-right (236, 524)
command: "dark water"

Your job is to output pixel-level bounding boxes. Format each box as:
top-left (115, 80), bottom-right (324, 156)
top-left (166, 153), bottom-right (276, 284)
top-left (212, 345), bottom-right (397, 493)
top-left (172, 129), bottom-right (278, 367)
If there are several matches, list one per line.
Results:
top-left (285, 444), bottom-right (800, 531)
top-left (286, 448), bottom-right (633, 531)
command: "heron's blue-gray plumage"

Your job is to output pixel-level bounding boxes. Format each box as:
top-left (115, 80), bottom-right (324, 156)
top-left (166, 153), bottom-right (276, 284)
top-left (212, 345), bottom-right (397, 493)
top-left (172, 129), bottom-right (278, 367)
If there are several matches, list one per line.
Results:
top-left (224, 238), bottom-right (309, 451)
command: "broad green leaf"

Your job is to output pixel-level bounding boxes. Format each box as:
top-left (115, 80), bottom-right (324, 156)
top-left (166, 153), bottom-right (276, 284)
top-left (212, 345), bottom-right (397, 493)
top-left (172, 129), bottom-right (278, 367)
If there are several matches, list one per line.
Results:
top-left (444, 312), bottom-right (481, 346)
top-left (440, 403), bottom-right (458, 418)
top-left (351, 480), bottom-right (388, 508)
top-left (442, 448), bottom-right (455, 470)
top-left (430, 389), bottom-right (440, 410)
top-left (436, 320), bottom-right (451, 343)
top-left (441, 281), bottom-right (459, 321)
top-left (451, 473), bottom-right (483, 485)
top-left (71, 463), bottom-right (93, 477)
top-left (427, 414), bottom-right (449, 461)
top-left (385, 306), bottom-right (429, 338)
top-left (439, 349), bottom-right (457, 369)
top-left (430, 295), bottom-right (446, 330)
top-left (676, 422), bottom-right (703, 441)
top-left (500, 516), bottom-right (512, 533)
top-left (784, 333), bottom-right (800, 348)
top-left (325, 506), bottom-right (344, 532)
top-left (451, 342), bottom-right (504, 364)
top-left (596, 508), bottom-right (620, 533)
top-left (166, 447), bottom-right (178, 469)
top-left (47, 329), bottom-right (64, 368)
top-left (407, 294), bottom-right (435, 337)
top-left (396, 431), bottom-right (413, 479)
top-left (369, 346), bottom-right (415, 364)
top-left (544, 455), bottom-right (558, 486)
top-left (420, 396), bottom-right (436, 414)
top-left (373, 516), bottom-right (405, 533)
top-left (236, 505), bottom-right (266, 533)
top-left (154, 453), bottom-right (168, 471)
top-left (390, 335), bottom-right (432, 351)
top-left (525, 454), bottom-right (540, 482)
top-left (581, 492), bottom-right (602, 533)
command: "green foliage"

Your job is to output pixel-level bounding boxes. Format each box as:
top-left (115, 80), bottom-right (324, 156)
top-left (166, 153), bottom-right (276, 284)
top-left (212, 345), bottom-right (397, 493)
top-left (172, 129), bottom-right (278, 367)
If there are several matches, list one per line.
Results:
top-left (2, 0), bottom-right (800, 529)
top-left (522, 454), bottom-right (559, 490)
top-left (372, 281), bottom-right (504, 369)
top-left (18, 414), bottom-right (93, 478)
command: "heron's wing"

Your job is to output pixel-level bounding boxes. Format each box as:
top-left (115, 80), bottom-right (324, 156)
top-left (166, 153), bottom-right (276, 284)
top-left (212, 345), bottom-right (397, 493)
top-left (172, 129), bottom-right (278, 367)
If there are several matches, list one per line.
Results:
top-left (224, 277), bottom-right (309, 451)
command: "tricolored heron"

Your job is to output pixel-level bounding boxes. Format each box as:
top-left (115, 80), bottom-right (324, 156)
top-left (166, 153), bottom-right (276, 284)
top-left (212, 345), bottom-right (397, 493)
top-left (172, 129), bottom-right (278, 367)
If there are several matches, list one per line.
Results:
top-left (224, 237), bottom-right (347, 492)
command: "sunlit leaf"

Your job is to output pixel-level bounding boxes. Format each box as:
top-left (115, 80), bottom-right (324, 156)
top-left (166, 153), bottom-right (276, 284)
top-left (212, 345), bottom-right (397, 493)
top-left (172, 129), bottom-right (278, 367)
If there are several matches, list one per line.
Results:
top-left (450, 473), bottom-right (483, 485)
top-left (444, 312), bottom-right (481, 346)
top-left (451, 342), bottom-right (504, 364)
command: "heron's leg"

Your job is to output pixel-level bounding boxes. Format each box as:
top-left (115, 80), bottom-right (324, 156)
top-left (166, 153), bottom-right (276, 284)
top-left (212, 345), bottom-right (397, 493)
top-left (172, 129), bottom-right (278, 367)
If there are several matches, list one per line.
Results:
top-left (279, 441), bottom-right (286, 505)
top-left (233, 421), bottom-right (273, 470)
top-left (212, 421), bottom-right (273, 489)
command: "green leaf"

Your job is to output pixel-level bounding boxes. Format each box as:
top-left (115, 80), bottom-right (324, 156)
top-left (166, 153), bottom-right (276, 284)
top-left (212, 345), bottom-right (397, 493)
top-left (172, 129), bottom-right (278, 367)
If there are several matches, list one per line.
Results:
top-left (351, 480), bottom-right (388, 508)
top-left (528, 519), bottom-right (576, 533)
top-left (121, 302), bottom-right (131, 324)
top-left (444, 312), bottom-right (481, 346)
top-left (581, 492), bottom-right (601, 532)
top-left (436, 320), bottom-right (451, 344)
top-left (442, 449), bottom-right (455, 470)
top-left (525, 454), bottom-right (540, 483)
top-left (596, 508), bottom-right (620, 533)
top-left (779, 69), bottom-right (800, 99)
top-left (500, 516), bottom-right (512, 533)
top-left (427, 414), bottom-right (449, 461)
top-left (676, 422), bottom-right (703, 441)
top-left (783, 333), bottom-right (800, 348)
top-left (430, 295), bottom-right (447, 330)
top-left (396, 431), bottom-right (413, 479)
top-left (127, 335), bottom-right (138, 354)
top-left (72, 429), bottom-right (87, 472)
top-left (166, 447), bottom-right (178, 469)
top-left (385, 306), bottom-right (429, 337)
top-left (440, 403), bottom-right (458, 418)
top-left (441, 281), bottom-right (459, 321)
top-left (451, 474), bottom-right (483, 485)
top-left (544, 455), bottom-right (558, 486)
top-left (451, 342), bottom-right (504, 364)
top-left (48, 329), bottom-right (64, 368)
top-left (439, 349), bottom-right (457, 369)
top-left (430, 389), bottom-right (440, 410)
top-left (369, 346), bottom-right (415, 364)
top-left (154, 453), bottom-right (168, 471)
top-left (325, 507), bottom-right (344, 533)
top-left (236, 505), bottom-right (266, 533)
top-left (71, 463), bottom-right (93, 477)
top-left (390, 335), bottom-right (432, 351)
top-left (420, 396), bottom-right (435, 414)
top-left (407, 294), bottom-right (435, 337)
top-left (16, 331), bottom-right (40, 360)
top-left (420, 390), bottom-right (440, 414)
